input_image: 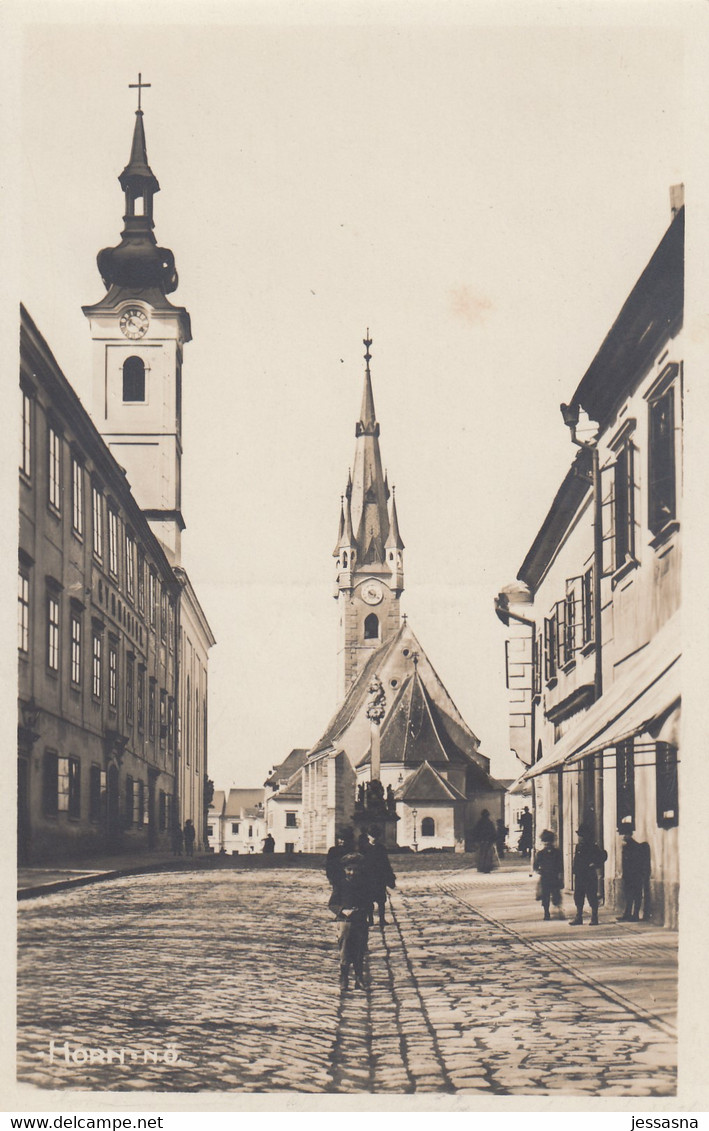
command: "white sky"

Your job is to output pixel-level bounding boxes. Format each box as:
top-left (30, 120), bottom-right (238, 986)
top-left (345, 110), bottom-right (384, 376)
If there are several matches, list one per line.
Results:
top-left (14, 3), bottom-right (686, 789)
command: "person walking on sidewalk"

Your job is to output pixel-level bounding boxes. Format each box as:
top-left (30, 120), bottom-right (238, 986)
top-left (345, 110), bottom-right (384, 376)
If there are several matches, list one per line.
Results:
top-left (570, 823), bottom-right (607, 925)
top-left (183, 819), bottom-right (196, 858)
top-left (617, 833), bottom-right (651, 921)
top-left (534, 829), bottom-right (565, 920)
top-left (171, 824), bottom-right (183, 857)
top-left (361, 827), bottom-right (396, 927)
top-left (518, 807), bottom-right (533, 859)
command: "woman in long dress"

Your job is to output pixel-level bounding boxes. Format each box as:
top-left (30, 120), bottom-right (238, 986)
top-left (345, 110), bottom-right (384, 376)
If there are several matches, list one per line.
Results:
top-left (473, 809), bottom-right (497, 873)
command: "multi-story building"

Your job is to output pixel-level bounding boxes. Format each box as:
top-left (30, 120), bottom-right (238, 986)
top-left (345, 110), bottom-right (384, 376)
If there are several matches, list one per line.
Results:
top-left (496, 194), bottom-right (683, 925)
top-left (18, 92), bottom-right (214, 861)
top-left (264, 749), bottom-right (308, 853)
top-left (19, 308), bottom-right (180, 860)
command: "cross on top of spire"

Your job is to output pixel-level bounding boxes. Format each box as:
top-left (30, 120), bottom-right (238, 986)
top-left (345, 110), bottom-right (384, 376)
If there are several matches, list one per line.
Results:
top-left (129, 72), bottom-right (151, 112)
top-left (364, 329), bottom-right (372, 369)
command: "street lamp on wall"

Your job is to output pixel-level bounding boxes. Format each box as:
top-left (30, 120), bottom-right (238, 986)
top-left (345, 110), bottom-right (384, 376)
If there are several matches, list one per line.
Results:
top-left (411, 807), bottom-right (418, 853)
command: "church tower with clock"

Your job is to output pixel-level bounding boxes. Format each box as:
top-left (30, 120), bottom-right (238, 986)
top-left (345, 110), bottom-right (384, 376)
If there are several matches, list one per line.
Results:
top-left (83, 80), bottom-right (190, 565)
top-left (333, 335), bottom-right (405, 697)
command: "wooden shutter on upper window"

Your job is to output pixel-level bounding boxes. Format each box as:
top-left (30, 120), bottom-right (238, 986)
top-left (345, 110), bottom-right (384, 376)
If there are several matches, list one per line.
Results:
top-left (600, 463), bottom-right (616, 576)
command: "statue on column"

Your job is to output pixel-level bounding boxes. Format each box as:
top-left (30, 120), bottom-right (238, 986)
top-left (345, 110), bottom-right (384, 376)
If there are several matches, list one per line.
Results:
top-left (365, 675), bottom-right (386, 724)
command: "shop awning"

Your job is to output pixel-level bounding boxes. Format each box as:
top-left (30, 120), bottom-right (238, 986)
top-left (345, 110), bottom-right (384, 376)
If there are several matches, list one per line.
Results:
top-left (524, 613), bottom-right (680, 780)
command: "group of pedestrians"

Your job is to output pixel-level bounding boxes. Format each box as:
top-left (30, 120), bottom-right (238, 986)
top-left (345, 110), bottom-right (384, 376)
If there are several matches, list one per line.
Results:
top-left (171, 818), bottom-right (196, 857)
top-left (532, 823), bottom-right (650, 926)
top-left (325, 827), bottom-right (396, 991)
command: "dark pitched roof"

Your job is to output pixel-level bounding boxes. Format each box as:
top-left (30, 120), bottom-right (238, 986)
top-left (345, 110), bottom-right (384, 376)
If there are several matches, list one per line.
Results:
top-left (264, 748), bottom-right (309, 788)
top-left (517, 208), bottom-right (683, 591)
top-left (272, 773), bottom-right (303, 802)
top-left (517, 449), bottom-right (593, 591)
top-left (307, 626), bottom-right (406, 759)
top-left (572, 207), bottom-right (683, 431)
top-left (357, 668), bottom-right (476, 769)
top-left (395, 761), bottom-right (466, 803)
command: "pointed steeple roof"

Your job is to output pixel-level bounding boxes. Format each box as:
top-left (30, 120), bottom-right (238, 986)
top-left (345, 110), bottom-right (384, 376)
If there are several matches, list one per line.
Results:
top-left (119, 111), bottom-right (160, 194)
top-left (333, 496), bottom-right (345, 556)
top-left (358, 332), bottom-right (377, 434)
top-left (333, 493), bottom-right (355, 554)
top-left (86, 101), bottom-right (185, 314)
top-left (385, 486), bottom-right (405, 551)
top-left (349, 332), bottom-right (390, 563)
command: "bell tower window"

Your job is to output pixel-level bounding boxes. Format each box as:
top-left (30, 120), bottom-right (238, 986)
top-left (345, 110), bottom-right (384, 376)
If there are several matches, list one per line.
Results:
top-left (123, 357), bottom-right (146, 403)
top-left (132, 194), bottom-right (145, 217)
top-left (364, 613), bottom-right (379, 641)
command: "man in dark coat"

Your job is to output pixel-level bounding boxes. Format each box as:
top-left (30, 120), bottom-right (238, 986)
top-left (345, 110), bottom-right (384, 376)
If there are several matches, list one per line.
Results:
top-left (570, 823), bottom-right (607, 925)
top-left (325, 829), bottom-right (353, 908)
top-left (183, 819), bottom-right (196, 857)
top-left (330, 851), bottom-right (370, 991)
top-left (533, 829), bottom-right (564, 920)
top-left (361, 828), bottom-right (396, 927)
top-left (617, 834), bottom-right (650, 921)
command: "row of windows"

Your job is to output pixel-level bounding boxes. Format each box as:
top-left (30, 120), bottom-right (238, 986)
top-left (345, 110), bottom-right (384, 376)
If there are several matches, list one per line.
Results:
top-left (20, 390), bottom-right (175, 646)
top-left (602, 379), bottom-right (678, 577)
top-left (42, 755), bottom-right (176, 832)
top-left (536, 566), bottom-right (594, 690)
top-left (536, 379), bottom-right (679, 693)
top-left (20, 571), bottom-right (175, 743)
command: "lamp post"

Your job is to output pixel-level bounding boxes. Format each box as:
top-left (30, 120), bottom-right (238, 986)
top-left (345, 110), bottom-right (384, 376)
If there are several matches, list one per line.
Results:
top-left (412, 807), bottom-right (418, 853)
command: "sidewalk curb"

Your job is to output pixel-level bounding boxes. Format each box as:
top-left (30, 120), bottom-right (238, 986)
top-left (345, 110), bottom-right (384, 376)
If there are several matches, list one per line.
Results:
top-left (17, 861), bottom-right (187, 900)
top-left (440, 881), bottom-right (677, 1040)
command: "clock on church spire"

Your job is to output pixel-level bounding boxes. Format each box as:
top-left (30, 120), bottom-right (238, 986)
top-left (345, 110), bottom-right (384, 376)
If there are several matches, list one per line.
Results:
top-left (335, 334), bottom-right (405, 696)
top-left (82, 81), bottom-right (192, 565)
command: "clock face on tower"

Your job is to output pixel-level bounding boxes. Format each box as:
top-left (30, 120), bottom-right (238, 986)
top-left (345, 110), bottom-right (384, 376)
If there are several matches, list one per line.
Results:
top-left (361, 580), bottom-right (384, 606)
top-left (119, 307), bottom-right (149, 340)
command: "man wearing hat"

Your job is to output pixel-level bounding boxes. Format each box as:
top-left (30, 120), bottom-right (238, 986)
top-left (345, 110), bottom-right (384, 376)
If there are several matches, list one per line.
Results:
top-left (570, 822), bottom-right (608, 925)
top-left (533, 830), bottom-right (564, 920)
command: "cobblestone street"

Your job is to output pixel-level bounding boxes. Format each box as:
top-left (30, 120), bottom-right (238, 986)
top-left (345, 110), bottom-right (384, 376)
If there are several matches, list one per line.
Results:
top-left (17, 866), bottom-right (677, 1096)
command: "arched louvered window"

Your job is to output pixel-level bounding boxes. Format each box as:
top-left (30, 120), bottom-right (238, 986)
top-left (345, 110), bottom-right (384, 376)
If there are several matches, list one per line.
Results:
top-left (123, 356), bottom-right (146, 402)
top-left (421, 817), bottom-right (435, 837)
top-left (364, 613), bottom-right (379, 640)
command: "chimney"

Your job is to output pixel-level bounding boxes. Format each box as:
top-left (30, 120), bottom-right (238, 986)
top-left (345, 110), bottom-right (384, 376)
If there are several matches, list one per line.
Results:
top-left (670, 183), bottom-right (684, 217)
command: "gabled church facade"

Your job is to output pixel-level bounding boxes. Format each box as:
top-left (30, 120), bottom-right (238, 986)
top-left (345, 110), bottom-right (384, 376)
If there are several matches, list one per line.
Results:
top-left (302, 341), bottom-right (504, 852)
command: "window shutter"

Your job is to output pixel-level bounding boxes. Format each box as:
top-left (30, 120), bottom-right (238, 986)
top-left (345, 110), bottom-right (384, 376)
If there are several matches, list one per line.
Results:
top-left (533, 631), bottom-right (542, 697)
top-left (554, 601), bottom-right (565, 669)
top-left (543, 616), bottom-right (554, 682)
top-left (582, 566), bottom-right (595, 646)
top-left (600, 465), bottom-right (616, 576)
top-left (565, 577), bottom-right (583, 657)
top-left (626, 442), bottom-right (637, 560)
top-left (656, 742), bottom-right (679, 828)
top-left (615, 740), bottom-right (635, 832)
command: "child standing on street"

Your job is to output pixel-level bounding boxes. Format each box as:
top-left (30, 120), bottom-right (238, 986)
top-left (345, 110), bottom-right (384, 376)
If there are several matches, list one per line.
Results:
top-left (534, 829), bottom-right (564, 920)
